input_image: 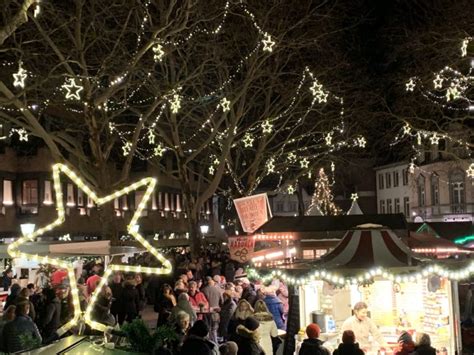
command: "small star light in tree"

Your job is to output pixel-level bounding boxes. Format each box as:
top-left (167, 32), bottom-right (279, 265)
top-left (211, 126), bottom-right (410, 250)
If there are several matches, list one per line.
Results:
top-left (243, 133), bottom-right (254, 148)
top-left (300, 157), bottom-right (309, 169)
top-left (325, 132), bottom-right (333, 146)
top-left (170, 94), bottom-right (181, 114)
top-left (209, 165), bottom-right (215, 175)
top-left (287, 185), bottom-right (295, 194)
top-left (287, 152), bottom-right (297, 163)
top-left (405, 78), bottom-right (416, 92)
top-left (429, 133), bottom-right (440, 145)
top-left (402, 123), bottom-right (411, 135)
top-left (154, 143), bottom-right (165, 157)
top-left (261, 120), bottom-right (273, 134)
top-left (446, 84), bottom-right (460, 101)
top-left (466, 163), bottom-right (474, 178)
top-left (433, 74), bottom-right (444, 89)
top-left (152, 44), bottom-right (165, 62)
top-left (13, 63), bottom-right (27, 88)
top-left (351, 193), bottom-right (359, 201)
top-left (310, 80), bottom-right (323, 97)
top-left (122, 141), bottom-right (132, 156)
top-left (148, 130), bottom-right (156, 144)
top-left (62, 78), bottom-right (83, 100)
top-left (356, 136), bottom-right (366, 148)
top-left (461, 37), bottom-right (471, 57)
top-left (316, 90), bottom-right (328, 104)
top-left (219, 97), bottom-right (231, 112)
top-left (262, 33), bottom-right (275, 52)
top-left (12, 128), bottom-right (29, 142)
top-left (409, 161), bottom-right (416, 174)
top-left (266, 157), bottom-right (275, 173)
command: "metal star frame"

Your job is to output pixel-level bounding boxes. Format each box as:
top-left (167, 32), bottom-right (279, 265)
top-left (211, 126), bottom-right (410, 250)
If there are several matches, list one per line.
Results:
top-left (8, 164), bottom-right (172, 334)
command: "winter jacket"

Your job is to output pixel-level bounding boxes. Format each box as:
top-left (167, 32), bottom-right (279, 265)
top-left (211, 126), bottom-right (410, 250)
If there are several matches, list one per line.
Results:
top-left (263, 295), bottom-right (285, 329)
top-left (254, 313), bottom-right (278, 355)
top-left (233, 324), bottom-right (265, 355)
top-left (40, 297), bottom-right (61, 339)
top-left (188, 291), bottom-right (209, 310)
top-left (121, 281), bottom-right (140, 320)
top-left (14, 296), bottom-right (37, 321)
top-left (201, 285), bottom-right (222, 309)
top-left (4, 284), bottom-right (21, 309)
top-left (242, 286), bottom-right (257, 306)
top-left (333, 342), bottom-right (365, 355)
top-left (2, 274), bottom-right (12, 291)
top-left (395, 341), bottom-right (416, 355)
top-left (136, 282), bottom-right (147, 311)
top-left (180, 335), bottom-right (219, 355)
top-left (218, 298), bottom-right (237, 338)
top-left (2, 315), bottom-right (42, 353)
top-left (109, 281), bottom-right (124, 316)
top-left (413, 344), bottom-right (436, 355)
top-left (298, 338), bottom-right (331, 355)
top-left (92, 295), bottom-right (115, 326)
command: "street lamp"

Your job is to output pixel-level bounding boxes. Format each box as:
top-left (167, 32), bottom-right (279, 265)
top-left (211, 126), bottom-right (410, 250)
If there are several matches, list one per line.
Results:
top-left (20, 223), bottom-right (35, 237)
top-left (200, 224), bottom-right (209, 235)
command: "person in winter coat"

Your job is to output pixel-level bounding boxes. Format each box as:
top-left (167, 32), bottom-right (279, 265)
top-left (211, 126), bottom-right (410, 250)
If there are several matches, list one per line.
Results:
top-left (188, 281), bottom-right (209, 311)
top-left (253, 300), bottom-right (279, 355)
top-left (2, 301), bottom-right (42, 353)
top-left (298, 323), bottom-right (330, 355)
top-left (155, 283), bottom-right (176, 326)
top-left (219, 291), bottom-right (237, 340)
top-left (240, 278), bottom-right (257, 306)
top-left (414, 333), bottom-right (436, 355)
top-left (16, 287), bottom-right (36, 321)
top-left (91, 286), bottom-right (115, 326)
top-left (39, 288), bottom-right (61, 340)
top-left (233, 316), bottom-right (265, 355)
top-left (171, 311), bottom-right (190, 354)
top-left (201, 276), bottom-right (223, 309)
top-left (0, 305), bottom-right (16, 351)
top-left (171, 292), bottom-right (197, 325)
top-left (2, 269), bottom-right (13, 291)
top-left (180, 319), bottom-right (219, 355)
top-left (4, 283), bottom-right (21, 309)
top-left (333, 330), bottom-right (364, 355)
top-left (220, 341), bottom-right (238, 355)
top-left (395, 331), bottom-right (416, 355)
top-left (120, 277), bottom-right (140, 324)
top-left (263, 287), bottom-right (285, 330)
top-left (135, 273), bottom-right (147, 313)
top-left (228, 299), bottom-right (254, 335)
top-left (109, 272), bottom-right (124, 322)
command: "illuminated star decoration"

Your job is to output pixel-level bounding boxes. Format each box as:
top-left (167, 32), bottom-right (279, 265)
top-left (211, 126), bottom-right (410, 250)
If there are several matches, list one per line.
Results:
top-left (62, 78), bottom-right (83, 100)
top-left (356, 136), bottom-right (366, 148)
top-left (261, 120), bottom-right (273, 134)
top-left (402, 123), bottom-right (411, 135)
top-left (243, 133), bottom-right (254, 148)
top-left (446, 85), bottom-right (460, 101)
top-left (209, 165), bottom-right (215, 175)
top-left (122, 141), bottom-right (132, 156)
top-left (466, 163), bottom-right (474, 178)
top-left (219, 97), bottom-right (231, 112)
top-left (213, 157), bottom-right (220, 166)
top-left (433, 74), bottom-right (444, 89)
top-left (152, 44), bottom-right (165, 62)
top-left (154, 143), bottom-right (165, 157)
top-left (266, 157), bottom-right (275, 173)
top-left (170, 94), bottom-right (181, 114)
top-left (325, 132), bottom-right (333, 146)
top-left (461, 38), bottom-right (470, 57)
top-left (287, 152), bottom-right (297, 163)
top-left (13, 63), bottom-right (27, 88)
top-left (429, 133), bottom-right (440, 145)
top-left (316, 90), bottom-right (328, 103)
top-left (300, 157), bottom-right (309, 169)
top-left (409, 162), bottom-right (415, 174)
top-left (351, 193), bottom-right (358, 201)
top-left (310, 80), bottom-right (323, 97)
top-left (148, 130), bottom-right (156, 144)
top-left (262, 33), bottom-right (275, 52)
top-left (287, 185), bottom-right (295, 194)
top-left (405, 78), bottom-right (416, 92)
top-left (8, 164), bottom-right (173, 334)
top-left (16, 128), bottom-right (29, 142)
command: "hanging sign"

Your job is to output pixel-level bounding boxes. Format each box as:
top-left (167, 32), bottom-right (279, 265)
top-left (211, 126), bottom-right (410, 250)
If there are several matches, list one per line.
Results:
top-left (233, 193), bottom-right (272, 233)
top-left (228, 236), bottom-right (255, 263)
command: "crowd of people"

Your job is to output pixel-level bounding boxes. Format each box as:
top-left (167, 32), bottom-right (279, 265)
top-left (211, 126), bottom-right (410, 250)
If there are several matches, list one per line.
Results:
top-left (0, 250), bottom-right (442, 354)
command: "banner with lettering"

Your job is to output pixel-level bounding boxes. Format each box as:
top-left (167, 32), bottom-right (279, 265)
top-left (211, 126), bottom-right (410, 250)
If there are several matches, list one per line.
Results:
top-left (228, 236), bottom-right (255, 263)
top-left (233, 193), bottom-right (271, 233)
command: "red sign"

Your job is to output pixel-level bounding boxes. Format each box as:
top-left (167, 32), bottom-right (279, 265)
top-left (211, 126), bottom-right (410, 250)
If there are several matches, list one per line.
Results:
top-left (233, 193), bottom-right (271, 233)
top-left (228, 236), bottom-right (255, 263)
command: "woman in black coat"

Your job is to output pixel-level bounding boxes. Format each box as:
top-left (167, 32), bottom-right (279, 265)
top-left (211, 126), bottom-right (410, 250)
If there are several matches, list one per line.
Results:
top-left (120, 278), bottom-right (140, 323)
top-left (39, 288), bottom-right (61, 340)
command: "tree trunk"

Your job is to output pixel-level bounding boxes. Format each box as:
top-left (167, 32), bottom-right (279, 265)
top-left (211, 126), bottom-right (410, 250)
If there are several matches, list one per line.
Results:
top-left (97, 202), bottom-right (119, 246)
top-left (296, 184), bottom-right (306, 216)
top-left (187, 212), bottom-right (202, 258)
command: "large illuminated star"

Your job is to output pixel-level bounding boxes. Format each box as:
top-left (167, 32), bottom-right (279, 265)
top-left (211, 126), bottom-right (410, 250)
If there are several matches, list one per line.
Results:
top-left (62, 78), bottom-right (83, 100)
top-left (467, 163), bottom-right (474, 178)
top-left (8, 164), bottom-right (172, 334)
top-left (13, 64), bottom-right (27, 88)
top-left (262, 33), bottom-right (275, 52)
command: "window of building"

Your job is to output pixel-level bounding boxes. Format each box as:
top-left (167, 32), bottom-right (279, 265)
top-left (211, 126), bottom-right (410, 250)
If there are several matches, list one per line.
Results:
top-left (385, 173), bottom-right (391, 188)
top-left (450, 170), bottom-right (465, 206)
top-left (387, 199), bottom-right (393, 213)
top-left (403, 197), bottom-right (410, 217)
top-left (402, 169), bottom-right (409, 186)
top-left (289, 201), bottom-right (297, 212)
top-left (379, 200), bottom-right (385, 214)
top-left (430, 174), bottom-right (439, 205)
top-left (2, 180), bottom-right (13, 205)
top-left (378, 174), bottom-right (384, 190)
top-left (417, 175), bottom-right (425, 207)
top-left (43, 180), bottom-right (53, 205)
top-left (275, 201), bottom-right (284, 212)
top-left (394, 198), bottom-right (400, 213)
top-left (393, 171), bottom-right (399, 187)
top-left (22, 180), bottom-right (38, 205)
top-left (77, 189), bottom-right (84, 207)
top-left (66, 183), bottom-right (75, 207)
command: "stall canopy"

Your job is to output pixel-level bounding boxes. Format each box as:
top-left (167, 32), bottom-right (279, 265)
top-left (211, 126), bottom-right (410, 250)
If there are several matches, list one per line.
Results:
top-left (315, 224), bottom-right (424, 269)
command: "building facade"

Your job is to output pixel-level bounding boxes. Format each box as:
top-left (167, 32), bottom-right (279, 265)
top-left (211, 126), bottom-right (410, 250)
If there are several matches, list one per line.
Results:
top-left (375, 162), bottom-right (411, 219)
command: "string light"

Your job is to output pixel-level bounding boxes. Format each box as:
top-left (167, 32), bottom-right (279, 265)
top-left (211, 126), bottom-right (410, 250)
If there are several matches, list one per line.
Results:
top-left (62, 78), bottom-right (83, 100)
top-left (152, 44), bottom-right (165, 62)
top-left (13, 63), bottom-right (27, 88)
top-left (266, 157), bottom-right (275, 174)
top-left (170, 94), bottom-right (181, 114)
top-left (307, 167), bottom-right (340, 216)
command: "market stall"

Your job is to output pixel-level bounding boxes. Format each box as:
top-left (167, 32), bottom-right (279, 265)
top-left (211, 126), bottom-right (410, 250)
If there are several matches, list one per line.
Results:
top-left (250, 224), bottom-right (464, 355)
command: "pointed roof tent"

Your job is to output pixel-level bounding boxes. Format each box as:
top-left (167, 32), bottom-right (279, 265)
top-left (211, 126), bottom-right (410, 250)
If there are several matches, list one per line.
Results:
top-left (306, 204), bottom-right (323, 216)
top-left (346, 200), bottom-right (363, 215)
top-left (317, 224), bottom-right (423, 269)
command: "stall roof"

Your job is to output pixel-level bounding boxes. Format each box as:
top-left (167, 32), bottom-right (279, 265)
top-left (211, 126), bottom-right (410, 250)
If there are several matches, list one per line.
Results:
top-left (257, 214), bottom-right (407, 234)
top-left (408, 222), bottom-right (474, 242)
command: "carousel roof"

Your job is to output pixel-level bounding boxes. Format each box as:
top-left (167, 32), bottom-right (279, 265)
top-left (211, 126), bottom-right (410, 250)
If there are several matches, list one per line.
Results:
top-left (319, 225), bottom-right (424, 269)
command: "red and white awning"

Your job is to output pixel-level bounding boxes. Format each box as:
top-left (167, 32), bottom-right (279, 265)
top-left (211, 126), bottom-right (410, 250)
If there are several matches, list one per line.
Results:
top-left (322, 226), bottom-right (423, 269)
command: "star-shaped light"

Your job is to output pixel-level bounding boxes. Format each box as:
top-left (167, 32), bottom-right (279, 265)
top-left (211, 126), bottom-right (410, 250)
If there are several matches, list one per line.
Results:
top-left (262, 33), bottom-right (275, 52)
top-left (13, 64), bottom-right (27, 88)
top-left (351, 193), bottom-right (358, 201)
top-left (416, 132), bottom-right (422, 145)
top-left (316, 91), bottom-right (328, 103)
top-left (405, 78), bottom-right (416, 92)
top-left (325, 133), bottom-right (333, 146)
top-left (467, 163), bottom-right (474, 178)
top-left (433, 74), bottom-right (444, 89)
top-left (402, 123), bottom-right (411, 135)
top-left (461, 38), bottom-right (470, 57)
top-left (154, 143), bottom-right (165, 157)
top-left (266, 157), bottom-right (275, 173)
top-left (16, 128), bottom-right (29, 142)
top-left (409, 162), bottom-right (415, 174)
top-left (122, 141), bottom-right (132, 156)
top-left (148, 130), bottom-right (156, 144)
top-left (170, 94), bottom-right (181, 114)
top-left (243, 133), bottom-right (254, 148)
top-left (356, 136), bottom-right (366, 148)
top-left (62, 78), bottom-right (83, 100)
top-left (446, 85), bottom-right (460, 101)
top-left (153, 44), bottom-right (165, 62)
top-left (429, 133), bottom-right (440, 145)
top-left (213, 157), bottom-right (220, 165)
top-left (310, 80), bottom-right (323, 96)
top-left (209, 165), bottom-right (215, 175)
top-left (287, 152), bottom-right (296, 163)
top-left (300, 157), bottom-right (309, 169)
top-left (8, 164), bottom-right (172, 334)
top-left (262, 120), bottom-right (273, 134)
top-left (287, 185), bottom-right (295, 194)
top-left (219, 97), bottom-right (231, 112)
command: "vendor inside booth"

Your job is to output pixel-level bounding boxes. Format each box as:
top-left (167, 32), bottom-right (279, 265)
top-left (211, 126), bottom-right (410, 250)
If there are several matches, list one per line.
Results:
top-left (251, 224), bottom-right (463, 355)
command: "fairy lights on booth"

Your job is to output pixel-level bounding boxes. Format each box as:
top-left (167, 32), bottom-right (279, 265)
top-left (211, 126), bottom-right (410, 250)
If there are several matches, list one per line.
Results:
top-left (7, 164), bottom-right (172, 334)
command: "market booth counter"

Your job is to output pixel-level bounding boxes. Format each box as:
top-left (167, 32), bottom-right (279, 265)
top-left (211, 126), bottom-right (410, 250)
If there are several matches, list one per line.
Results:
top-left (249, 224), bottom-right (464, 355)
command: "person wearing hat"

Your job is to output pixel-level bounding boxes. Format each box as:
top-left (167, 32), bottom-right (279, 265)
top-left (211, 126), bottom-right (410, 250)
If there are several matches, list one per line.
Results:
top-left (180, 319), bottom-right (219, 355)
top-left (333, 330), bottom-right (364, 355)
top-left (298, 323), bottom-right (330, 355)
top-left (394, 331), bottom-right (416, 355)
top-left (232, 316), bottom-right (265, 355)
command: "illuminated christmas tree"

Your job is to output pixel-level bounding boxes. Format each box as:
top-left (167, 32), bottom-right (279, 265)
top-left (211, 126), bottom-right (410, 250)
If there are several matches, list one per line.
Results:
top-left (307, 168), bottom-right (340, 216)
